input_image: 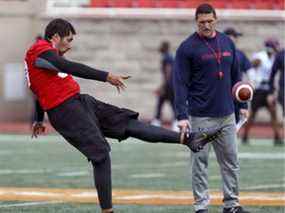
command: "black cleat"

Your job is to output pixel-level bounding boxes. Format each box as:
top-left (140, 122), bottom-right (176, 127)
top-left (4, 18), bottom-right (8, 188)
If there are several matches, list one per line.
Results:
top-left (274, 136), bottom-right (284, 146)
top-left (223, 206), bottom-right (250, 213)
top-left (182, 128), bottom-right (222, 152)
top-left (241, 135), bottom-right (249, 145)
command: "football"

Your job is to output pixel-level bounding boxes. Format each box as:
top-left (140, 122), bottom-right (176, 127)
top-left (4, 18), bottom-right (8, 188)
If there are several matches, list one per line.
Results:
top-left (232, 81), bottom-right (254, 102)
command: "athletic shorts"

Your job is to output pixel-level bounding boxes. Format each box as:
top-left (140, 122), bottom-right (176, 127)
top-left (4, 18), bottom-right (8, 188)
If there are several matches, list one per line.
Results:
top-left (251, 90), bottom-right (271, 112)
top-left (47, 94), bottom-right (139, 162)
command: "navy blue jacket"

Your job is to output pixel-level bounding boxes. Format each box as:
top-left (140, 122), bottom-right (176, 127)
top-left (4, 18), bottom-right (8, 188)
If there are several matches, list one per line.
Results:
top-left (173, 31), bottom-right (246, 119)
top-left (236, 49), bottom-right (251, 73)
top-left (162, 53), bottom-right (174, 72)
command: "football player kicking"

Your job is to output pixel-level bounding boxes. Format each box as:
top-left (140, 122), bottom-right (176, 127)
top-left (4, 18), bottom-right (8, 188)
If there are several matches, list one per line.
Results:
top-left (26, 18), bottom-right (221, 213)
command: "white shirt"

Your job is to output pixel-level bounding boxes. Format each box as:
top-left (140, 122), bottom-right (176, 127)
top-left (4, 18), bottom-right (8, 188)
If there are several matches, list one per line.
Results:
top-left (249, 51), bottom-right (275, 90)
top-left (247, 67), bottom-right (264, 89)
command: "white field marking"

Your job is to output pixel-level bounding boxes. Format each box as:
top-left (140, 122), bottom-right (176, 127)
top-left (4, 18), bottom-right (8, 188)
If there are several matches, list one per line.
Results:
top-left (0, 135), bottom-right (63, 143)
top-left (13, 191), bottom-right (61, 197)
top-left (0, 201), bottom-right (62, 208)
top-left (130, 173), bottom-right (166, 179)
top-left (241, 184), bottom-right (285, 190)
top-left (0, 191), bottom-right (61, 197)
top-left (56, 171), bottom-right (89, 177)
top-left (0, 169), bottom-right (55, 175)
top-left (117, 193), bottom-right (285, 201)
top-left (71, 191), bottom-right (98, 198)
top-left (238, 140), bottom-right (285, 147)
top-left (161, 152), bottom-right (285, 160)
top-left (238, 196), bottom-right (285, 201)
top-left (236, 153), bottom-right (285, 160)
top-left (0, 168), bottom-right (88, 176)
top-left (118, 194), bottom-right (192, 200)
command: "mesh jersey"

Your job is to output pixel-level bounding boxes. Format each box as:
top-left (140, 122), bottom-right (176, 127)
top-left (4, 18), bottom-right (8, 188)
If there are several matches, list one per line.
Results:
top-left (25, 39), bottom-right (80, 110)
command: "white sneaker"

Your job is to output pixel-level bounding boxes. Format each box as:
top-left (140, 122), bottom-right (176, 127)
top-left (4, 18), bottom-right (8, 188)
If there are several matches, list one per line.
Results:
top-left (151, 119), bottom-right (161, 127)
top-left (171, 120), bottom-right (180, 132)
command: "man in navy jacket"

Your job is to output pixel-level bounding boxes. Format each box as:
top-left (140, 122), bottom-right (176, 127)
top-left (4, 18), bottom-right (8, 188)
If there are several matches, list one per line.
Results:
top-left (173, 4), bottom-right (249, 213)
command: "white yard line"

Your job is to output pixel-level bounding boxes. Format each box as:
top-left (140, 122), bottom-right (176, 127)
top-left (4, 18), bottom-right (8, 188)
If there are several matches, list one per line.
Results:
top-left (130, 173), bottom-right (166, 179)
top-left (237, 153), bottom-right (285, 160)
top-left (56, 171), bottom-right (89, 177)
top-left (0, 201), bottom-right (62, 208)
top-left (0, 169), bottom-right (89, 176)
top-left (241, 184), bottom-right (285, 190)
top-left (0, 135), bottom-right (62, 143)
top-left (0, 169), bottom-right (53, 175)
top-left (117, 193), bottom-right (285, 201)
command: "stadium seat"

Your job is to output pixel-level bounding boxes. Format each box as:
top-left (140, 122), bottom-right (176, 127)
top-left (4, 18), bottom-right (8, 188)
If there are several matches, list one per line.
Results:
top-left (272, 0), bottom-right (284, 9)
top-left (156, 0), bottom-right (179, 8)
top-left (207, 1), bottom-right (227, 9)
top-left (227, 0), bottom-right (252, 9)
top-left (89, 0), bottom-right (284, 10)
top-left (253, 2), bottom-right (274, 9)
top-left (109, 0), bottom-right (134, 8)
top-left (136, 0), bottom-right (157, 8)
top-left (177, 0), bottom-right (204, 8)
top-left (90, 0), bottom-right (110, 7)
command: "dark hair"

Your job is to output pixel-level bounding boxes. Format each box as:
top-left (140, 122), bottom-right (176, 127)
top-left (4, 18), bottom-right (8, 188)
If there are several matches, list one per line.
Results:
top-left (159, 41), bottom-right (170, 53)
top-left (44, 18), bottom-right (76, 40)
top-left (195, 3), bottom-right (216, 20)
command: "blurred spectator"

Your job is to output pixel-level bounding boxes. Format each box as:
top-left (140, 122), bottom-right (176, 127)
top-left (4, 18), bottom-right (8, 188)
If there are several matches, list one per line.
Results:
top-left (151, 41), bottom-right (177, 130)
top-left (267, 49), bottom-right (284, 116)
top-left (224, 27), bottom-right (251, 123)
top-left (242, 38), bottom-right (283, 145)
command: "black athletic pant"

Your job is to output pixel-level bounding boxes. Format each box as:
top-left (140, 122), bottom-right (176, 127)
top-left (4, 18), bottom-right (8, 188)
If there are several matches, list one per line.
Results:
top-left (47, 94), bottom-right (181, 210)
top-left (91, 154), bottom-right (112, 210)
top-left (126, 119), bottom-right (180, 143)
top-left (91, 119), bottom-right (181, 209)
top-left (154, 85), bottom-right (175, 120)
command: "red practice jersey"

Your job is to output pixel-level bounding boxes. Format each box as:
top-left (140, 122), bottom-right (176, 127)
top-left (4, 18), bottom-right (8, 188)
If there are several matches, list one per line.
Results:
top-left (25, 39), bottom-right (80, 110)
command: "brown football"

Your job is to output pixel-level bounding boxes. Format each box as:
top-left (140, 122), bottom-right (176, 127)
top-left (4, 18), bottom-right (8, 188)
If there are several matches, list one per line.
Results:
top-left (232, 82), bottom-right (254, 102)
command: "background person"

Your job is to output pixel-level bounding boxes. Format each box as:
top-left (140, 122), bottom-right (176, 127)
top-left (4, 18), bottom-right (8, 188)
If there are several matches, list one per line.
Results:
top-left (151, 41), bottom-right (178, 130)
top-left (242, 38), bottom-right (282, 145)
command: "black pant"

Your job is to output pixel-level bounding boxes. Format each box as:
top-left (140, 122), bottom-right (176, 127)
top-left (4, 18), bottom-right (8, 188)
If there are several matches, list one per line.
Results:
top-left (47, 93), bottom-right (180, 210)
top-left (154, 84), bottom-right (175, 119)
